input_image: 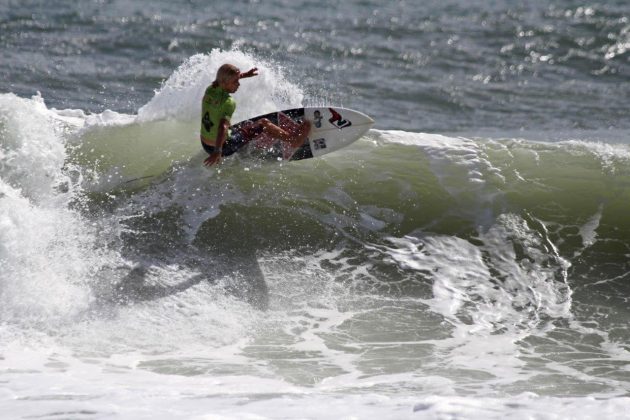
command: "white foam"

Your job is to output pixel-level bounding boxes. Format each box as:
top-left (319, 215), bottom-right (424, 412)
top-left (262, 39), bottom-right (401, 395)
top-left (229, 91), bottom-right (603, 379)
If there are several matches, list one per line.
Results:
top-left (0, 93), bottom-right (108, 324)
top-left (0, 184), bottom-right (96, 324)
top-left (2, 343), bottom-right (629, 420)
top-left (579, 203), bottom-right (603, 249)
top-left (0, 93), bottom-right (68, 202)
top-left (137, 49), bottom-right (305, 123)
top-left (363, 211), bottom-right (575, 389)
top-left (560, 139), bottom-right (630, 174)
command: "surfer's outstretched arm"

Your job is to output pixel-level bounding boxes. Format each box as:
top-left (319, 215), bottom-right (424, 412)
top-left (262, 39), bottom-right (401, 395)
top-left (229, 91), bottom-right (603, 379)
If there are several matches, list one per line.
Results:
top-left (239, 67), bottom-right (258, 79)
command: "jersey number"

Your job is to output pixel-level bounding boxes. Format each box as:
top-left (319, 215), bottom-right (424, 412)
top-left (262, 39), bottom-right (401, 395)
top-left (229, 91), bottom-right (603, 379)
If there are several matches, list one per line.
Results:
top-left (202, 112), bottom-right (213, 131)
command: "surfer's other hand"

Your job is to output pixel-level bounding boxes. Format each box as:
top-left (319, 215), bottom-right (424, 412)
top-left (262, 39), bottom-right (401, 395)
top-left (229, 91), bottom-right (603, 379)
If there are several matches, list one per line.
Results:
top-left (204, 151), bottom-right (222, 166)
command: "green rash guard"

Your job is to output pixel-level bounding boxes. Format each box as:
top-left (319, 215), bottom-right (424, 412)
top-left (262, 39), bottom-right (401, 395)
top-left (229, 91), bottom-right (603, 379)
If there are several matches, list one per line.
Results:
top-left (200, 86), bottom-right (236, 146)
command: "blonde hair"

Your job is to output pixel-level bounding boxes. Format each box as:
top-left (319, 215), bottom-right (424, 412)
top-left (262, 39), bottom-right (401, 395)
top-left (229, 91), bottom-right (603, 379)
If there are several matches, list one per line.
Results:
top-left (212, 64), bottom-right (240, 88)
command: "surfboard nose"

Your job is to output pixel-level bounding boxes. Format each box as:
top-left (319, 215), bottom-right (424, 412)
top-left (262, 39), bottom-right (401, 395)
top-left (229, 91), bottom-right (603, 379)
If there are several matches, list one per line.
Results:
top-left (356, 109), bottom-right (375, 125)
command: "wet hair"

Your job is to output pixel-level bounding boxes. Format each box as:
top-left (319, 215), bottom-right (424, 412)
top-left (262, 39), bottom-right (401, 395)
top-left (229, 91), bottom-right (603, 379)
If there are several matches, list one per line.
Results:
top-left (212, 64), bottom-right (240, 88)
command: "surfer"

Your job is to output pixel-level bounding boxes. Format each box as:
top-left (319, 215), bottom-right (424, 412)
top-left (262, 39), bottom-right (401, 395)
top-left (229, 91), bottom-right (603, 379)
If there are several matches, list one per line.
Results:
top-left (201, 64), bottom-right (311, 166)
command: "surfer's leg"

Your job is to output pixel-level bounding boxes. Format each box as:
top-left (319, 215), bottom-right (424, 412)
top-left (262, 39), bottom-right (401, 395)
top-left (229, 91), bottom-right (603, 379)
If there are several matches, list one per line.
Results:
top-left (288, 120), bottom-right (311, 148)
top-left (259, 118), bottom-right (311, 148)
top-left (222, 130), bottom-right (249, 156)
top-left (257, 118), bottom-right (287, 138)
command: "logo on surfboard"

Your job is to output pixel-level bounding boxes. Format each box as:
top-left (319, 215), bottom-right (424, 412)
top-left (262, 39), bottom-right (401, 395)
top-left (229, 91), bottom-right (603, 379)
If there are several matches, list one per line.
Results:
top-left (313, 110), bottom-right (323, 128)
top-left (312, 138), bottom-right (327, 150)
top-left (328, 108), bottom-right (352, 129)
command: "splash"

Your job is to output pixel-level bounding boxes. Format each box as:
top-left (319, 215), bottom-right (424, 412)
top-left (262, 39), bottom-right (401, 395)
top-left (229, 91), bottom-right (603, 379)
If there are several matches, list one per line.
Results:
top-left (137, 48), bottom-right (305, 122)
top-left (0, 93), bottom-right (100, 325)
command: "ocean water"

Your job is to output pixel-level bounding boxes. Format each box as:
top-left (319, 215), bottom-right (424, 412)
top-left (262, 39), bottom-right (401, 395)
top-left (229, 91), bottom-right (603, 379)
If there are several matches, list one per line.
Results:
top-left (1, 1), bottom-right (630, 419)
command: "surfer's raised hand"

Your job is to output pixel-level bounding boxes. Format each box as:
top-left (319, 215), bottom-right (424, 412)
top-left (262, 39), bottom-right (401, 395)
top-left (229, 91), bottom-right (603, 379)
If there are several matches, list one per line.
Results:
top-left (239, 67), bottom-right (259, 79)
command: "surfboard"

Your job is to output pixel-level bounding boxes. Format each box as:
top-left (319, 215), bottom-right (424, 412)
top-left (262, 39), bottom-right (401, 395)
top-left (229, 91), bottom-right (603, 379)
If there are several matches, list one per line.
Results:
top-left (230, 107), bottom-right (374, 161)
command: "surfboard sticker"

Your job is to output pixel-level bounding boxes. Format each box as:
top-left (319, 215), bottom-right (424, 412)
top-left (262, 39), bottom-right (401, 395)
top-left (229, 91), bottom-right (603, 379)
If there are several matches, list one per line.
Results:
top-left (312, 138), bottom-right (327, 150)
top-left (328, 108), bottom-right (352, 129)
top-left (230, 107), bottom-right (374, 162)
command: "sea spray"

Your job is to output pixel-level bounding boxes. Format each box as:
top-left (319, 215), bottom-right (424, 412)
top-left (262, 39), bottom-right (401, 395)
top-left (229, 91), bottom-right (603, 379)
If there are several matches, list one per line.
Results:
top-left (137, 49), bottom-right (305, 123)
top-left (0, 94), bottom-right (99, 325)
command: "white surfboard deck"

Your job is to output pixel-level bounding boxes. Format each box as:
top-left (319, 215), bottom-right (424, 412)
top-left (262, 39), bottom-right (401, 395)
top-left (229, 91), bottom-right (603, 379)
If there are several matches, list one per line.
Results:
top-left (231, 107), bottom-right (374, 161)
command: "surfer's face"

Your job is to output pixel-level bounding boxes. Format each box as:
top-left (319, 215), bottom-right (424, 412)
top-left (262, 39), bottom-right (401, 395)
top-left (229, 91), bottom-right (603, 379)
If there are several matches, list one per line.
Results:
top-left (224, 75), bottom-right (241, 93)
